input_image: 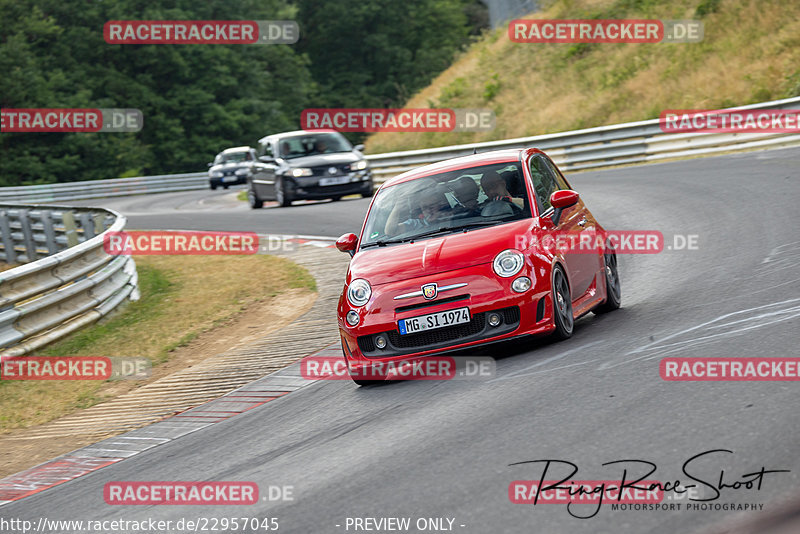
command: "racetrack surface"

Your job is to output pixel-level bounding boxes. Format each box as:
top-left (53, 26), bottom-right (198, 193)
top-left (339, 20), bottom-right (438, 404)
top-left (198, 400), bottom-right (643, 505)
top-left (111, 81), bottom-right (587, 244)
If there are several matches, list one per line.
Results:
top-left (7, 147), bottom-right (800, 533)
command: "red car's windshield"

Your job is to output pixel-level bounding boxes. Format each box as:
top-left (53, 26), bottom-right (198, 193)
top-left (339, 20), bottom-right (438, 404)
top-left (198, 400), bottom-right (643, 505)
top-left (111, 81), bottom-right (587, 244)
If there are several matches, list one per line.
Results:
top-left (361, 162), bottom-right (531, 247)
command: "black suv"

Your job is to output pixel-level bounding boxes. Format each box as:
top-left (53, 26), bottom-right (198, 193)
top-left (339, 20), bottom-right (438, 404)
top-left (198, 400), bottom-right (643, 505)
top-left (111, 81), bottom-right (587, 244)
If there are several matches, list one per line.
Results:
top-left (208, 146), bottom-right (257, 190)
top-left (246, 130), bottom-right (373, 208)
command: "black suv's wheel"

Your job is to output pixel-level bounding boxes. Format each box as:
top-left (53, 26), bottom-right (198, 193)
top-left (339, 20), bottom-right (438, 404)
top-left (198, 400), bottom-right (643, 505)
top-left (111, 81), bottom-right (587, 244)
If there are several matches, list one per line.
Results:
top-left (594, 250), bottom-right (621, 313)
top-left (247, 187), bottom-right (263, 209)
top-left (551, 265), bottom-right (574, 340)
top-left (210, 183), bottom-right (217, 190)
top-left (275, 177), bottom-right (292, 207)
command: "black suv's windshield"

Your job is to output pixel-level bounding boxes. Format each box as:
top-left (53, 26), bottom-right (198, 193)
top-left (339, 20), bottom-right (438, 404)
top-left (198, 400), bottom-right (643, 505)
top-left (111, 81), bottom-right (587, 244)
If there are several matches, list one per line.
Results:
top-left (361, 162), bottom-right (531, 248)
top-left (277, 133), bottom-right (352, 159)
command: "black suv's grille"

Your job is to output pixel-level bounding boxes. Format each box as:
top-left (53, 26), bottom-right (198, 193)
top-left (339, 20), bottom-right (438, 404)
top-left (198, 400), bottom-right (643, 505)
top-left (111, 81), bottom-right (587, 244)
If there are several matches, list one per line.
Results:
top-left (311, 164), bottom-right (351, 176)
top-left (388, 313), bottom-right (486, 348)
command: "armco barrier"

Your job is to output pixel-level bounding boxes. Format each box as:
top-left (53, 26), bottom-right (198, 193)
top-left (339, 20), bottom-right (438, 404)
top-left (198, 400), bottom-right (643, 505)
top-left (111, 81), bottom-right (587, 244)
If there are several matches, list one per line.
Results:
top-left (1, 97), bottom-right (799, 203)
top-left (365, 96), bottom-right (800, 180)
top-left (0, 204), bottom-right (138, 357)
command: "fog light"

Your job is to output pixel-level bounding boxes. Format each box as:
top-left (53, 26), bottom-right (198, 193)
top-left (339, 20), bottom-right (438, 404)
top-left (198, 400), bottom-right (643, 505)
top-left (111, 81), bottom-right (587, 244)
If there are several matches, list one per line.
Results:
top-left (512, 276), bottom-right (532, 293)
top-left (375, 336), bottom-right (387, 349)
top-left (346, 310), bottom-right (360, 326)
top-left (488, 313), bottom-right (502, 327)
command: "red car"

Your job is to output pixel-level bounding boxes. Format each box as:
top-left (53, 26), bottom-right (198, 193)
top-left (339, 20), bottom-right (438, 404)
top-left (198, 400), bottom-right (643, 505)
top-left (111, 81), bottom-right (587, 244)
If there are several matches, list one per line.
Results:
top-left (335, 148), bottom-right (621, 385)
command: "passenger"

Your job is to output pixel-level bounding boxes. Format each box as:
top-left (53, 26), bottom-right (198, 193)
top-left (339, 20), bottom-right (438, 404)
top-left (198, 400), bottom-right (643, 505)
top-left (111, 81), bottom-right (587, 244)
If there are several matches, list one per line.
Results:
top-left (313, 139), bottom-right (329, 154)
top-left (480, 170), bottom-right (524, 211)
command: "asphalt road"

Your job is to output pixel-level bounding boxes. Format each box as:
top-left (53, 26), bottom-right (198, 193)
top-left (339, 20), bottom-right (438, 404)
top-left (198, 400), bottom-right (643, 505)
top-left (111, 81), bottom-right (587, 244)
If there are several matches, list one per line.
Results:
top-left (6, 147), bottom-right (800, 533)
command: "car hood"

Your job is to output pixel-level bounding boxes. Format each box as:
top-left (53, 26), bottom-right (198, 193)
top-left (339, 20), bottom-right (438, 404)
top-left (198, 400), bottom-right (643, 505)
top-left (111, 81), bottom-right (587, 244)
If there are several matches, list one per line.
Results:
top-left (284, 152), bottom-right (358, 167)
top-left (348, 219), bottom-right (533, 286)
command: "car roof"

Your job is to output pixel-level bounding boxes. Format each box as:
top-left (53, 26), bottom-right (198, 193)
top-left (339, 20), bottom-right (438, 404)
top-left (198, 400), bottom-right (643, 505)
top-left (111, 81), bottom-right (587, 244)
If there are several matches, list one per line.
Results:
top-left (219, 146), bottom-right (251, 154)
top-left (258, 129), bottom-right (338, 145)
top-left (381, 148), bottom-right (540, 187)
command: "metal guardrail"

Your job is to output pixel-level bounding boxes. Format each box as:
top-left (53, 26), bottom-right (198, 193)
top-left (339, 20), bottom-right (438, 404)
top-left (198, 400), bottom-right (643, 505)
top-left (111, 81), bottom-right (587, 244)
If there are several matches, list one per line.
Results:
top-left (364, 96), bottom-right (800, 180)
top-left (0, 172), bottom-right (207, 204)
top-left (1, 97), bottom-right (798, 202)
top-left (0, 204), bottom-right (138, 357)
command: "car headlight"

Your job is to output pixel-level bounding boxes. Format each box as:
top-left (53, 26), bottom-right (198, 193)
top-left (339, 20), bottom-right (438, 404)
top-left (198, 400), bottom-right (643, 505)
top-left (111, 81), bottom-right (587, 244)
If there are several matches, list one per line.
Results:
top-left (493, 249), bottom-right (524, 278)
top-left (347, 279), bottom-right (372, 307)
top-left (350, 160), bottom-right (368, 171)
top-left (235, 168), bottom-right (250, 176)
top-left (291, 168), bottom-right (313, 177)
top-left (210, 171), bottom-right (223, 178)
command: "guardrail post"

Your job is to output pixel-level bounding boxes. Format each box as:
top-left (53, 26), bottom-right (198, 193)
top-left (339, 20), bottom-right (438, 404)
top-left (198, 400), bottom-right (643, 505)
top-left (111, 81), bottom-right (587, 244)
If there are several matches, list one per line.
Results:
top-left (40, 209), bottom-right (59, 254)
top-left (62, 210), bottom-right (79, 247)
top-left (0, 209), bottom-right (17, 264)
top-left (17, 209), bottom-right (39, 262)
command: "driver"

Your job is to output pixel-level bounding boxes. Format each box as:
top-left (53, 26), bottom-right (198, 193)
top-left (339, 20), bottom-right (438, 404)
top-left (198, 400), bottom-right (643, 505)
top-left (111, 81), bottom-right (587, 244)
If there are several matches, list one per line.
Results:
top-left (385, 189), bottom-right (451, 236)
top-left (451, 176), bottom-right (481, 216)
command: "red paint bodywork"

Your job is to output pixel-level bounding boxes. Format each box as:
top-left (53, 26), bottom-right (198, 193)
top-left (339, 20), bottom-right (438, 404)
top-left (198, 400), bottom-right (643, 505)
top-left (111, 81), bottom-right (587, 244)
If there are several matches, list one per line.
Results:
top-left (336, 148), bottom-right (612, 376)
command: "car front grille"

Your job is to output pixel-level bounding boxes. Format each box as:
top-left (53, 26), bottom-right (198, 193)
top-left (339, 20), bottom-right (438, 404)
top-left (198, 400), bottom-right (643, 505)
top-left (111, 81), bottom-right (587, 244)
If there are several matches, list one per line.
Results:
top-left (311, 164), bottom-right (351, 176)
top-left (356, 306), bottom-right (520, 357)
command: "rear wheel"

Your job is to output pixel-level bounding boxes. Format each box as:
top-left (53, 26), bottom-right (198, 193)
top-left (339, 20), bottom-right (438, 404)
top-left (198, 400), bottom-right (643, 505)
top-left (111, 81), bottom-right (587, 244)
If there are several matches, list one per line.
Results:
top-left (210, 183), bottom-right (217, 190)
top-left (594, 250), bottom-right (621, 313)
top-left (352, 379), bottom-right (382, 386)
top-left (223, 184), bottom-right (229, 189)
top-left (247, 187), bottom-right (263, 209)
top-left (275, 177), bottom-right (291, 207)
top-left (331, 196), bottom-right (342, 202)
top-left (551, 265), bottom-right (574, 340)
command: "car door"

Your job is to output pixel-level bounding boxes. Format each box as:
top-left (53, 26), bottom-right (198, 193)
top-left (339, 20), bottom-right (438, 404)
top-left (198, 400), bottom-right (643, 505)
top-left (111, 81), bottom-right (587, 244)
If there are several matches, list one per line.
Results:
top-left (529, 154), bottom-right (596, 300)
top-left (252, 140), bottom-right (278, 199)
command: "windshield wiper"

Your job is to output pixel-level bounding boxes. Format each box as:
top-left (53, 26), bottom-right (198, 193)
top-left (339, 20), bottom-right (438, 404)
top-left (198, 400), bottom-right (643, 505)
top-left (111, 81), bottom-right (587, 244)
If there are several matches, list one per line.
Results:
top-left (360, 237), bottom-right (413, 248)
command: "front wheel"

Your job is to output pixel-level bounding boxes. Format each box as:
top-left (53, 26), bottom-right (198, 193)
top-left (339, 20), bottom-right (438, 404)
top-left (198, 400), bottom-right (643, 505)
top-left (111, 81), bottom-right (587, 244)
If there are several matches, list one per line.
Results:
top-left (210, 183), bottom-right (218, 190)
top-left (551, 265), bottom-right (574, 340)
top-left (594, 250), bottom-right (621, 313)
top-left (275, 177), bottom-right (291, 207)
top-left (247, 187), bottom-right (263, 209)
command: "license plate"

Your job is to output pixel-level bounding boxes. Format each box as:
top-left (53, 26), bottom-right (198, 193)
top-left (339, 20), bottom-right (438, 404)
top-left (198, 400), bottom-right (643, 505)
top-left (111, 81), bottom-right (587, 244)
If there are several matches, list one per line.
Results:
top-left (222, 175), bottom-right (237, 182)
top-left (398, 307), bottom-right (470, 335)
top-left (319, 176), bottom-right (350, 186)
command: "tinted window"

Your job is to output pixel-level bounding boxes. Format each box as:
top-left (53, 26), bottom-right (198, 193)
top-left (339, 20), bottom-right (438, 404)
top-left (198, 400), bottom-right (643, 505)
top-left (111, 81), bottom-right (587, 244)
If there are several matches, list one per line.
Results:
top-left (361, 162), bottom-right (531, 247)
top-left (529, 155), bottom-right (560, 213)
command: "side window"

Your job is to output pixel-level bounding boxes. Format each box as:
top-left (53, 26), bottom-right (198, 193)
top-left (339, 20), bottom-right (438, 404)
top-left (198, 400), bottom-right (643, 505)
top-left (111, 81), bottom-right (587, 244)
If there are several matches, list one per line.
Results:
top-left (544, 158), bottom-right (571, 190)
top-left (529, 156), bottom-right (559, 213)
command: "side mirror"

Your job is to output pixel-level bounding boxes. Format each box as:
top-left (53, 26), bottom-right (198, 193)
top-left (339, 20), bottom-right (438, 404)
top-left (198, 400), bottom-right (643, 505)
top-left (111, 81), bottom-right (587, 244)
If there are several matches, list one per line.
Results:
top-left (336, 233), bottom-right (358, 257)
top-left (207, 162), bottom-right (214, 167)
top-left (354, 144), bottom-right (365, 152)
top-left (549, 190), bottom-right (579, 226)
top-left (259, 156), bottom-right (275, 163)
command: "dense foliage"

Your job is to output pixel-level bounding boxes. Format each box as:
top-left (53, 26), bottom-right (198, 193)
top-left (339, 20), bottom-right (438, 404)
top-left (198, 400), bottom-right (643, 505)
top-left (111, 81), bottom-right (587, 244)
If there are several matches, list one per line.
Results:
top-left (0, 0), bottom-right (486, 186)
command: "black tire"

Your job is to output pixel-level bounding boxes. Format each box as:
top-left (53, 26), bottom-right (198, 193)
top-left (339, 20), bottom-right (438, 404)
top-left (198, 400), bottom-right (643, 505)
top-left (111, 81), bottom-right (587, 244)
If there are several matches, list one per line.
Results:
top-left (275, 177), bottom-right (291, 207)
top-left (223, 184), bottom-right (229, 190)
top-left (331, 196), bottom-right (342, 202)
top-left (247, 187), bottom-right (263, 209)
top-left (352, 379), bottom-right (383, 386)
top-left (594, 250), bottom-right (621, 314)
top-left (210, 183), bottom-right (217, 190)
top-left (361, 184), bottom-right (374, 198)
top-left (551, 265), bottom-right (574, 340)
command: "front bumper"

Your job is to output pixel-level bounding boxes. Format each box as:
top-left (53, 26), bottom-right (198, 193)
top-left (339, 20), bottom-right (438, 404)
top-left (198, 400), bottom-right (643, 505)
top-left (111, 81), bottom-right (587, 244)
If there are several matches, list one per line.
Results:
top-left (338, 261), bottom-right (558, 372)
top-left (288, 173), bottom-right (373, 200)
